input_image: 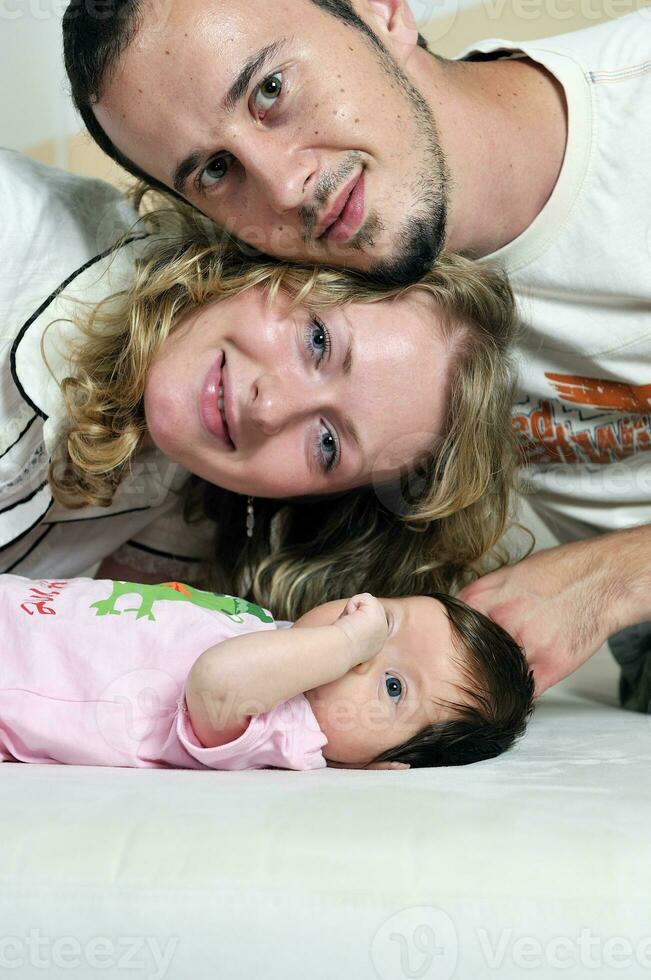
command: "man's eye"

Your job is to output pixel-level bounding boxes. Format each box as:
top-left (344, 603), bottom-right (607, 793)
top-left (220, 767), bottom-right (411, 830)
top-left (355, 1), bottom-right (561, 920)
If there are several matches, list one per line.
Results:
top-left (385, 674), bottom-right (403, 704)
top-left (254, 72), bottom-right (283, 115)
top-left (199, 153), bottom-right (234, 189)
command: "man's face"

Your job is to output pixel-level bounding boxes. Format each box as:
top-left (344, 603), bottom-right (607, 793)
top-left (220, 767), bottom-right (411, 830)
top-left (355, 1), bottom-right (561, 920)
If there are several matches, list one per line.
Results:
top-left (95, 0), bottom-right (447, 284)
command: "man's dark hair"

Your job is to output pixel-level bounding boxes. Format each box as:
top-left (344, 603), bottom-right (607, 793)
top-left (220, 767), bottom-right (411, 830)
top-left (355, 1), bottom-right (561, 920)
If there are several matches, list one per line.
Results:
top-left (372, 594), bottom-right (535, 768)
top-left (62, 0), bottom-right (431, 190)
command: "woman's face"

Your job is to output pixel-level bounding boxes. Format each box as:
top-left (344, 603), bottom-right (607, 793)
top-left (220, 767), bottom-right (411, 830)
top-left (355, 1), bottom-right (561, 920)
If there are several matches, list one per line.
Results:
top-left (143, 287), bottom-right (455, 498)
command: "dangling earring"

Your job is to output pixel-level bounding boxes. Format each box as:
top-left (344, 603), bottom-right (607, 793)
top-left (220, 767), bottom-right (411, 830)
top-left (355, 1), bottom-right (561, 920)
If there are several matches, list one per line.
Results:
top-left (246, 496), bottom-right (255, 538)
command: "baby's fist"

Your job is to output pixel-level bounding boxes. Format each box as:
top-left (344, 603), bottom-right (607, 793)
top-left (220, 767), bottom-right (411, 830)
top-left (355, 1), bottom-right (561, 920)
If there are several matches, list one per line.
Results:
top-left (335, 593), bottom-right (390, 664)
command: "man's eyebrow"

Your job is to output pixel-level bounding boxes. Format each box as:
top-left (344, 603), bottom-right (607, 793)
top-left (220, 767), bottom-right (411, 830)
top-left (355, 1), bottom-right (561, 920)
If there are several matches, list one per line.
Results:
top-left (223, 38), bottom-right (289, 113)
top-left (173, 151), bottom-right (204, 195)
top-left (172, 38), bottom-right (289, 195)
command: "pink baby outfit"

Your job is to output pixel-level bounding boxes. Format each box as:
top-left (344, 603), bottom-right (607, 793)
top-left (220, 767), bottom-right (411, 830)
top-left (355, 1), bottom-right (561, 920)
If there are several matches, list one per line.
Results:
top-left (0, 575), bottom-right (327, 770)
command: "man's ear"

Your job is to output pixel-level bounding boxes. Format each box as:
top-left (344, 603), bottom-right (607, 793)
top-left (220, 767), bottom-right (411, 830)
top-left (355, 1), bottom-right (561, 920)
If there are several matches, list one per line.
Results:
top-left (362, 0), bottom-right (419, 61)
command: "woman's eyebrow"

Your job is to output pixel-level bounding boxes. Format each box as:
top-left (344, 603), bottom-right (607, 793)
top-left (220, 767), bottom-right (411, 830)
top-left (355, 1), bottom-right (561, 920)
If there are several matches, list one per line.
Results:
top-left (343, 334), bottom-right (354, 376)
top-left (340, 414), bottom-right (364, 468)
top-left (337, 318), bottom-right (364, 465)
top-left (340, 309), bottom-right (355, 377)
top-left (223, 39), bottom-right (290, 113)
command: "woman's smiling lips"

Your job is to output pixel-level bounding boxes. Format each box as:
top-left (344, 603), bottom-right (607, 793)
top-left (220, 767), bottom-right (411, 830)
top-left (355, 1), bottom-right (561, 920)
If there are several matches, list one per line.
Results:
top-left (200, 351), bottom-right (236, 449)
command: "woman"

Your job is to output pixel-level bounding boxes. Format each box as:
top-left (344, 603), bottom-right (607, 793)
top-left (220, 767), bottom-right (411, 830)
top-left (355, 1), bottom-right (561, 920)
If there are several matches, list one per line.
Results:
top-left (1, 149), bottom-right (517, 617)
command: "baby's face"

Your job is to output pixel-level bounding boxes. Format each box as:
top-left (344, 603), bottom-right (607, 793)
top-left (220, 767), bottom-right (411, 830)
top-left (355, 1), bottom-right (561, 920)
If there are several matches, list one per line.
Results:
top-left (296, 596), bottom-right (468, 768)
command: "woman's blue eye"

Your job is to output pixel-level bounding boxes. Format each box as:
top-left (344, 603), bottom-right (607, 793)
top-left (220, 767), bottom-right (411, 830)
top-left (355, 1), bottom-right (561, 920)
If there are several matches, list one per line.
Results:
top-left (307, 316), bottom-right (331, 365)
top-left (385, 674), bottom-right (403, 704)
top-left (316, 423), bottom-right (339, 473)
top-left (306, 316), bottom-right (337, 472)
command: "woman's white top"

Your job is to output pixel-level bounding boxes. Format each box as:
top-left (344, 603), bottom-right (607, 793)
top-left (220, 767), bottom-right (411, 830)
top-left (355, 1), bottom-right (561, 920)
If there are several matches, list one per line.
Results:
top-left (0, 149), bottom-right (212, 579)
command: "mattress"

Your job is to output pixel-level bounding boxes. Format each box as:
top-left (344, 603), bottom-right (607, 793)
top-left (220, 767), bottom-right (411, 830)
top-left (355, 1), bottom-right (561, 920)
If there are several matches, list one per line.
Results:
top-left (1, 640), bottom-right (649, 980)
top-left (2, 502), bottom-right (648, 979)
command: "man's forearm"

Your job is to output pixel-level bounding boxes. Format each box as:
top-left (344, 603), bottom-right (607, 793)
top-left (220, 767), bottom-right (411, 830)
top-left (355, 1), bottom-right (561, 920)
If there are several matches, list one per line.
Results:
top-left (601, 523), bottom-right (651, 631)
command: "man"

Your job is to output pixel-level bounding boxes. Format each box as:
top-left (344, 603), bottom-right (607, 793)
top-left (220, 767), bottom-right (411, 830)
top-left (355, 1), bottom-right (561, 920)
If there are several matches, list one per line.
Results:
top-left (62, 0), bottom-right (651, 695)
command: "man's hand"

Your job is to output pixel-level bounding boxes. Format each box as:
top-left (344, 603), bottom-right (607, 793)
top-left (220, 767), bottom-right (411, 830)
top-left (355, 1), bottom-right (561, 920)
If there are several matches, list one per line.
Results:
top-left (334, 593), bottom-right (390, 666)
top-left (458, 528), bottom-right (651, 695)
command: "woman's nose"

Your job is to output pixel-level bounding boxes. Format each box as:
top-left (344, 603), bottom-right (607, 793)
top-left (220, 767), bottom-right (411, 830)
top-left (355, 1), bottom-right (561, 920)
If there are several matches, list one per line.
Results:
top-left (249, 373), bottom-right (295, 435)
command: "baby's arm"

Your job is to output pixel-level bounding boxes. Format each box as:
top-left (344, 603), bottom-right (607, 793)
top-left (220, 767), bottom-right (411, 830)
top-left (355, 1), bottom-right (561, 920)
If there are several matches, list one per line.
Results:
top-left (186, 594), bottom-right (388, 748)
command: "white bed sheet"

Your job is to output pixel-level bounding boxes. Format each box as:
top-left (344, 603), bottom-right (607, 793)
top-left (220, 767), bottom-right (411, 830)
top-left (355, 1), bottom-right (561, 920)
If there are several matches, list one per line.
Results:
top-left (1, 643), bottom-right (650, 980)
top-left (2, 502), bottom-right (650, 980)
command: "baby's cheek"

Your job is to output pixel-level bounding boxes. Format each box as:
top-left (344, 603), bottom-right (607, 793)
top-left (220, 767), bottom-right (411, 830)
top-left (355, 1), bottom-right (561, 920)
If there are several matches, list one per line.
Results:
top-left (310, 689), bottom-right (395, 765)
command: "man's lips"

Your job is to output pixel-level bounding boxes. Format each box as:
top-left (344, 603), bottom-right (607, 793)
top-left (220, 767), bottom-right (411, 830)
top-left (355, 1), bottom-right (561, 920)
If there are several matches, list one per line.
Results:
top-left (316, 171), bottom-right (365, 242)
top-left (200, 352), bottom-right (236, 449)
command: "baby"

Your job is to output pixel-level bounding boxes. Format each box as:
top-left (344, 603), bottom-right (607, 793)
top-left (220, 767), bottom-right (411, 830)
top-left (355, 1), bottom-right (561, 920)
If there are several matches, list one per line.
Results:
top-left (1, 576), bottom-right (534, 771)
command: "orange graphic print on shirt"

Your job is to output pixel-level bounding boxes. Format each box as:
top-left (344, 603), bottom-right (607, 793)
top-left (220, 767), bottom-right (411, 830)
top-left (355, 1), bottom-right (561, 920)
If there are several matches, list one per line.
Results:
top-left (513, 374), bottom-right (651, 465)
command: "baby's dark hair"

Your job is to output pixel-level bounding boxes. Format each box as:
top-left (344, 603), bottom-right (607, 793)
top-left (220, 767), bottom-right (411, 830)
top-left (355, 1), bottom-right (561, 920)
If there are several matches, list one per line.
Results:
top-left (372, 594), bottom-right (535, 768)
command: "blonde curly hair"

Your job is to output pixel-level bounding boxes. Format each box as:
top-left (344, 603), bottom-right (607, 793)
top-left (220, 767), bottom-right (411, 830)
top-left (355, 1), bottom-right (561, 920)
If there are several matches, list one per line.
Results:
top-left (50, 201), bottom-right (519, 619)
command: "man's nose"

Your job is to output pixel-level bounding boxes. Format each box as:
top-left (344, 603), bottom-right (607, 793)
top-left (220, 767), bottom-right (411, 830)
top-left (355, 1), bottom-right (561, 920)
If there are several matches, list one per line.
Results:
top-left (243, 140), bottom-right (317, 215)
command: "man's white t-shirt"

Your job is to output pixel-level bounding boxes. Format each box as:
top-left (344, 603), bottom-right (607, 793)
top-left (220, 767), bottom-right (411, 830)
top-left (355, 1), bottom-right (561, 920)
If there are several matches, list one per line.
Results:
top-left (0, 149), bottom-right (212, 579)
top-left (462, 10), bottom-right (651, 543)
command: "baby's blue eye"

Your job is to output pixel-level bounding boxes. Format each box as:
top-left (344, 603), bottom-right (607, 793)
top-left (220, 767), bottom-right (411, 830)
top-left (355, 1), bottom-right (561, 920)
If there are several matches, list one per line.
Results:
top-left (385, 674), bottom-right (402, 704)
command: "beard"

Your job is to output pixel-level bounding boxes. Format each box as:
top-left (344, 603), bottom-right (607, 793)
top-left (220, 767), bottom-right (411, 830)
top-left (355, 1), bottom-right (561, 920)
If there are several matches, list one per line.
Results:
top-left (364, 40), bottom-right (450, 286)
top-left (369, 188), bottom-right (448, 287)
top-left (300, 30), bottom-right (450, 286)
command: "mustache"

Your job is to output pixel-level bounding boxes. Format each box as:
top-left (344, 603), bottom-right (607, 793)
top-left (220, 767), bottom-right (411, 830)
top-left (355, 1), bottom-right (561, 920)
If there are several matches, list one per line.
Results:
top-left (299, 152), bottom-right (363, 241)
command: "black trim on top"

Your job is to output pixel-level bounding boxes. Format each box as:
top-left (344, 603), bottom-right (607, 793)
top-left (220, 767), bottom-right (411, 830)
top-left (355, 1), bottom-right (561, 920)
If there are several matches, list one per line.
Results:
top-left (10, 233), bottom-right (148, 419)
top-left (0, 413), bottom-right (38, 461)
top-left (0, 497), bottom-right (54, 557)
top-left (4, 524), bottom-right (55, 572)
top-left (123, 539), bottom-right (203, 564)
top-left (0, 480), bottom-right (49, 517)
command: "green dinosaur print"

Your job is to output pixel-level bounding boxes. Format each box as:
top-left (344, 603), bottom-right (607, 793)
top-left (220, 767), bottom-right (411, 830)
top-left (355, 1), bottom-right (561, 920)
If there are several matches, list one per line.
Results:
top-left (90, 580), bottom-right (274, 624)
